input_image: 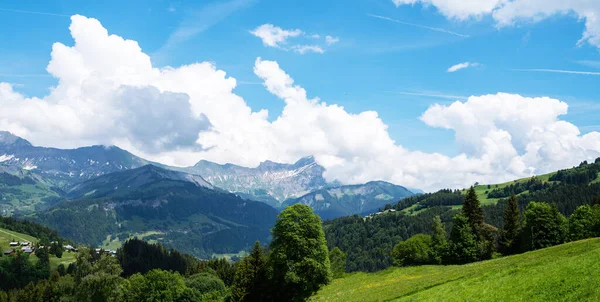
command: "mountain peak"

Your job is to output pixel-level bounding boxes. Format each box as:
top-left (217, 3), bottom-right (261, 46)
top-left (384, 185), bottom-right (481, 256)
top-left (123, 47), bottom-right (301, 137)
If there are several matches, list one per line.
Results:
top-left (258, 159), bottom-right (281, 169)
top-left (0, 131), bottom-right (32, 147)
top-left (294, 155), bottom-right (316, 166)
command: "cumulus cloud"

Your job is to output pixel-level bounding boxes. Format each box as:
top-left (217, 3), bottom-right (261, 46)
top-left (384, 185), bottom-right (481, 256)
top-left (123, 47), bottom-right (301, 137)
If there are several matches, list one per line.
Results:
top-left (393, 0), bottom-right (600, 50)
top-left (1, 15), bottom-right (600, 192)
top-left (250, 24), bottom-right (303, 48)
top-left (250, 24), bottom-right (339, 53)
top-left (447, 62), bottom-right (479, 72)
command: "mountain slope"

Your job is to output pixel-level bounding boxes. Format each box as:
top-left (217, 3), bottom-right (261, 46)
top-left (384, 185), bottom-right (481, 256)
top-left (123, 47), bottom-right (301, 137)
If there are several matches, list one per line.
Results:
top-left (183, 156), bottom-right (330, 207)
top-left (284, 181), bottom-right (414, 219)
top-left (313, 238), bottom-right (600, 302)
top-left (33, 165), bottom-right (278, 258)
top-left (67, 164), bottom-right (213, 199)
top-left (0, 167), bottom-right (62, 215)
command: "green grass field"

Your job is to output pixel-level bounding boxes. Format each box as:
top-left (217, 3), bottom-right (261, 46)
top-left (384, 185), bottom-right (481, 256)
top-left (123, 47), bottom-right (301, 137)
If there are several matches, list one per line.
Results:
top-left (312, 238), bottom-right (600, 302)
top-left (0, 227), bottom-right (77, 269)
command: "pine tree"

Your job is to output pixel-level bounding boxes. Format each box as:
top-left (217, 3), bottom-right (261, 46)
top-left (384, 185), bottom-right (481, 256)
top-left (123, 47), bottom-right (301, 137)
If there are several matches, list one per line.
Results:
top-left (499, 194), bottom-right (521, 254)
top-left (231, 241), bottom-right (267, 302)
top-left (463, 187), bottom-right (485, 235)
top-left (431, 216), bottom-right (448, 264)
top-left (447, 214), bottom-right (479, 264)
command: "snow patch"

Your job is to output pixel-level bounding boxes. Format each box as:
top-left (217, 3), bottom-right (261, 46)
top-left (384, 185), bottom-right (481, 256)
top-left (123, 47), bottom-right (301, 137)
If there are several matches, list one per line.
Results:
top-left (0, 154), bottom-right (14, 162)
top-left (23, 164), bottom-right (38, 170)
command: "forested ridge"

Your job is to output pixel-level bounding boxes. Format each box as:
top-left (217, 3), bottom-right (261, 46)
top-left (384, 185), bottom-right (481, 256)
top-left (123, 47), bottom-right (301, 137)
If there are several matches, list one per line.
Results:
top-left (324, 158), bottom-right (600, 272)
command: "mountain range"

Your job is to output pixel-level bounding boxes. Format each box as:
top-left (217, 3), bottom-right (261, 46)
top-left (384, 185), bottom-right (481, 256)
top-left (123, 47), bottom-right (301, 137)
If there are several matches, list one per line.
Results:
top-left (0, 131), bottom-right (414, 215)
top-left (183, 156), bottom-right (331, 207)
top-left (0, 131), bottom-right (416, 256)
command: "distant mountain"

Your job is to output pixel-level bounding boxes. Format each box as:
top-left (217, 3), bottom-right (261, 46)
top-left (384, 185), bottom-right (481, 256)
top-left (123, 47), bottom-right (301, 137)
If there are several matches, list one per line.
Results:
top-left (67, 164), bottom-right (213, 199)
top-left (283, 181), bottom-right (414, 219)
top-left (0, 131), bottom-right (153, 187)
top-left (33, 165), bottom-right (278, 258)
top-left (184, 156), bottom-right (331, 207)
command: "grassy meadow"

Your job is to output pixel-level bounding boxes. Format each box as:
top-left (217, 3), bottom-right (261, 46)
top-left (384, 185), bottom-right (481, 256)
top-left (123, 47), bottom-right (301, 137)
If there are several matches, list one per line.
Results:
top-left (312, 238), bottom-right (600, 302)
top-left (0, 227), bottom-right (77, 269)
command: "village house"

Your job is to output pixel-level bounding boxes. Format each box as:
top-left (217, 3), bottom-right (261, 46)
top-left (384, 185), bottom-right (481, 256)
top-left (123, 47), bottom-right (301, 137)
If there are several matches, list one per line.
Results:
top-left (9, 242), bottom-right (19, 247)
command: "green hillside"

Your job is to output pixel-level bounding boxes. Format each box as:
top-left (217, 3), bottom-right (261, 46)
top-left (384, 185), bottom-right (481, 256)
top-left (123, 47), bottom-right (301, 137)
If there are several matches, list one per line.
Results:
top-left (312, 238), bottom-right (600, 302)
top-left (461, 171), bottom-right (557, 206)
top-left (0, 227), bottom-right (76, 269)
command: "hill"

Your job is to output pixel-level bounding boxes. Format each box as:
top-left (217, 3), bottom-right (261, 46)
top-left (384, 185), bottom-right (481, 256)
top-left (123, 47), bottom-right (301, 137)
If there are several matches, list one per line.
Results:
top-left (33, 165), bottom-right (278, 258)
top-left (284, 181), bottom-right (414, 219)
top-left (312, 238), bottom-right (600, 301)
top-left (323, 158), bottom-right (600, 273)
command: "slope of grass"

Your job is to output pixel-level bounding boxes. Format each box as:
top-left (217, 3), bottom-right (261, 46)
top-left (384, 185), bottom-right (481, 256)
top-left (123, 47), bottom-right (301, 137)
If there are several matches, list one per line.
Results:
top-left (0, 227), bottom-right (76, 269)
top-left (312, 238), bottom-right (600, 302)
top-left (460, 171), bottom-right (557, 206)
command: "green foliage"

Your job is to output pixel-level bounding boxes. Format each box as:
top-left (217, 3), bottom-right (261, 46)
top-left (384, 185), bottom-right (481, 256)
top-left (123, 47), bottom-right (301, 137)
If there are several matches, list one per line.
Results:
top-left (499, 194), bottom-right (521, 254)
top-left (50, 241), bottom-right (64, 258)
top-left (462, 187), bottom-right (484, 235)
top-left (329, 247), bottom-right (346, 279)
top-left (324, 206), bottom-right (455, 272)
top-left (447, 214), bottom-right (479, 264)
top-left (568, 205), bottom-right (599, 241)
top-left (523, 202), bottom-right (567, 251)
top-left (487, 177), bottom-right (548, 198)
top-left (122, 269), bottom-right (189, 302)
top-left (231, 241), bottom-right (267, 302)
top-left (391, 234), bottom-right (434, 266)
top-left (0, 251), bottom-right (50, 291)
top-left (431, 216), bottom-right (448, 264)
top-left (118, 238), bottom-right (203, 277)
top-left (186, 272), bottom-right (227, 297)
top-left (550, 160), bottom-right (600, 185)
top-left (73, 251), bottom-right (124, 302)
top-left (269, 204), bottom-right (332, 302)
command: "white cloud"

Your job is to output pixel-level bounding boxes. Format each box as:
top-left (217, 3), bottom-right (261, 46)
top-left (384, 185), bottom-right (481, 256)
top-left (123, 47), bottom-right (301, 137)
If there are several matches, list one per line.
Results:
top-left (447, 62), bottom-right (479, 72)
top-left (293, 45), bottom-right (325, 54)
top-left (325, 36), bottom-right (340, 45)
top-left (250, 24), bottom-right (303, 48)
top-left (393, 0), bottom-right (600, 50)
top-left (392, 0), bottom-right (506, 20)
top-left (250, 24), bottom-right (338, 54)
top-left (1, 15), bottom-right (600, 192)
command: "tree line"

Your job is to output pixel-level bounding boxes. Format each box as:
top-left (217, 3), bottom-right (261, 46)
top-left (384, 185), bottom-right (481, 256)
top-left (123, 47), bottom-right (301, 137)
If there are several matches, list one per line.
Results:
top-left (391, 188), bottom-right (600, 268)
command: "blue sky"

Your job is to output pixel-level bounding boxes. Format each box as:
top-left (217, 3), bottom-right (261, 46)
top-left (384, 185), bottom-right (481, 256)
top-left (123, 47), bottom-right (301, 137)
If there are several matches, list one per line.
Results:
top-left (1, 0), bottom-right (599, 190)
